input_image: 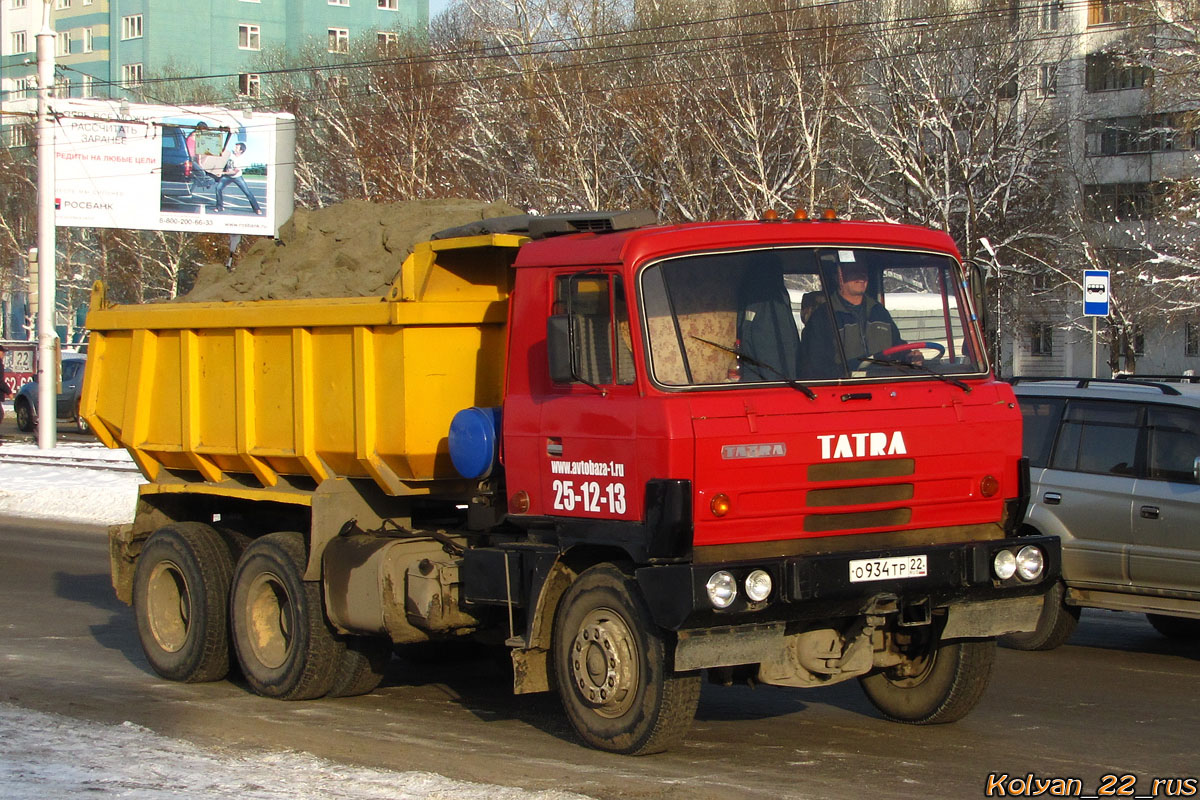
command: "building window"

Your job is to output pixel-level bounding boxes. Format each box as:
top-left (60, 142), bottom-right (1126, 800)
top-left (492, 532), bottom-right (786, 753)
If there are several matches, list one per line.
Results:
top-left (122, 63), bottom-right (143, 89)
top-left (81, 27), bottom-right (93, 53)
top-left (122, 15), bottom-right (144, 40)
top-left (54, 0), bottom-right (70, 8)
top-left (1031, 323), bottom-right (1054, 357)
top-left (329, 0), bottom-right (349, 5)
top-left (1038, 1), bottom-right (1061, 30)
top-left (379, 0), bottom-right (398, 8)
top-left (13, 76), bottom-right (33, 100)
top-left (1037, 64), bottom-right (1058, 98)
top-left (54, 76), bottom-right (71, 97)
top-left (1031, 272), bottom-right (1051, 291)
top-left (9, 125), bottom-right (31, 148)
top-left (1084, 182), bottom-right (1161, 222)
top-left (1088, 0), bottom-right (1128, 26)
top-left (328, 28), bottom-right (349, 53)
top-left (11, 31), bottom-right (27, 54)
top-left (239, 24), bottom-right (261, 50)
top-left (238, 73), bottom-right (261, 98)
top-left (80, 74), bottom-right (93, 97)
top-left (13, 0), bottom-right (28, 9)
top-left (1188, 323), bottom-right (1200, 357)
top-left (82, 0), bottom-right (92, 5)
top-left (378, 31), bottom-right (398, 49)
top-left (1087, 114), bottom-right (1197, 156)
top-left (1086, 53), bottom-right (1150, 92)
top-left (56, 31), bottom-right (71, 57)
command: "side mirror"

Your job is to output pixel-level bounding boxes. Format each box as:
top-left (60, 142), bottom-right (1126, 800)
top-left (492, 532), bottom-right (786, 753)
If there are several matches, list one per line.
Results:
top-left (547, 315), bottom-right (575, 384)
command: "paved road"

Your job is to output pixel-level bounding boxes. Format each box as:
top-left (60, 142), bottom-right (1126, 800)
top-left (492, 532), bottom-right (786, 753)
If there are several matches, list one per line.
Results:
top-left (1, 519), bottom-right (1196, 800)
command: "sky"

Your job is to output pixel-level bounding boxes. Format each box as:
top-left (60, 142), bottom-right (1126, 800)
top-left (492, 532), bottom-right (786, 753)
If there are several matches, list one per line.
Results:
top-left (0, 441), bottom-right (592, 800)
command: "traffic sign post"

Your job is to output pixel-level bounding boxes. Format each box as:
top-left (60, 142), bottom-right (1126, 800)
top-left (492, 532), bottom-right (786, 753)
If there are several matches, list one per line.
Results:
top-left (1084, 270), bottom-right (1110, 378)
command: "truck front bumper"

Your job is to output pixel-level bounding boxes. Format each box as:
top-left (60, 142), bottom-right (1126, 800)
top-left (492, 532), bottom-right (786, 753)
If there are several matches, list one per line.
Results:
top-left (635, 534), bottom-right (1061, 632)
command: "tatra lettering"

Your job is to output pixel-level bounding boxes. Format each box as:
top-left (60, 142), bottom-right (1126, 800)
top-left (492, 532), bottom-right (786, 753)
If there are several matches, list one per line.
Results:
top-left (818, 431), bottom-right (906, 460)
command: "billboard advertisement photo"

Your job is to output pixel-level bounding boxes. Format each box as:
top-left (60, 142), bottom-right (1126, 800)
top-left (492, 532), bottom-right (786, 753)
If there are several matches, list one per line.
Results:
top-left (50, 99), bottom-right (295, 237)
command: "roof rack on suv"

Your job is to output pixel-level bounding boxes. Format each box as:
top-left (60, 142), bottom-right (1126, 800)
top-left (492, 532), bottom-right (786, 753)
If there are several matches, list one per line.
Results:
top-left (1009, 376), bottom-right (1182, 396)
top-left (1114, 373), bottom-right (1200, 384)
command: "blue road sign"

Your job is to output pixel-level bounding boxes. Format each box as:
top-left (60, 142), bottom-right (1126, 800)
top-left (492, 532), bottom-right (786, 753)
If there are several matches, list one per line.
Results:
top-left (1084, 269), bottom-right (1110, 317)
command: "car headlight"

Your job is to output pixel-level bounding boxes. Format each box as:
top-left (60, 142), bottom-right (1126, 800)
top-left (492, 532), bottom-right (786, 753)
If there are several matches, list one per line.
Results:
top-left (1016, 546), bottom-right (1044, 581)
top-left (744, 569), bottom-right (772, 602)
top-left (705, 571), bottom-right (737, 608)
top-left (993, 549), bottom-right (1017, 581)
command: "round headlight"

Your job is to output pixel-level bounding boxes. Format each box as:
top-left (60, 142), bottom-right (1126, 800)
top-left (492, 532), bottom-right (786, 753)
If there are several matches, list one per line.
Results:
top-left (1016, 545), bottom-right (1044, 581)
top-left (706, 571), bottom-right (737, 608)
top-left (993, 549), bottom-right (1017, 580)
top-left (745, 569), bottom-right (772, 602)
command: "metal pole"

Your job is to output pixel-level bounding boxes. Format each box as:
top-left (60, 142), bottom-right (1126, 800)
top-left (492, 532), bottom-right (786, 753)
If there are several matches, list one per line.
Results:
top-left (1092, 317), bottom-right (1098, 379)
top-left (35, 0), bottom-right (57, 449)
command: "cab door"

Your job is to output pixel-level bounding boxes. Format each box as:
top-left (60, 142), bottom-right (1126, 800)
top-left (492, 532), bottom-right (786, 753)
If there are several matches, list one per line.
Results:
top-left (540, 273), bottom-right (640, 521)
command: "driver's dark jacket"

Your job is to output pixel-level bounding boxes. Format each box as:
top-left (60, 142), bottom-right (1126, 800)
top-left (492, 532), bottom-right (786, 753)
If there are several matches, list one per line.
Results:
top-left (798, 292), bottom-right (903, 379)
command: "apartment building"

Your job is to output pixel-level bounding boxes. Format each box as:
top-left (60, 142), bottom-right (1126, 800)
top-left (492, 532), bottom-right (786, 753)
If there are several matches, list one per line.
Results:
top-left (2, 0), bottom-right (427, 140)
top-left (1007, 0), bottom-right (1200, 377)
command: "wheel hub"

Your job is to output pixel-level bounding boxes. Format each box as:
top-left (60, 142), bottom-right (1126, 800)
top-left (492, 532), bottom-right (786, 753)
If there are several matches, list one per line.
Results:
top-left (570, 608), bottom-right (638, 718)
top-left (146, 560), bottom-right (189, 653)
top-left (244, 571), bottom-right (292, 669)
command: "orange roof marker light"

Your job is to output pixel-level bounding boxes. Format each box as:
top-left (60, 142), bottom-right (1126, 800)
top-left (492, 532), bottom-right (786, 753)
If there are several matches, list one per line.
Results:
top-left (762, 208), bottom-right (780, 221)
top-left (792, 208), bottom-right (809, 220)
top-left (821, 208), bottom-right (838, 220)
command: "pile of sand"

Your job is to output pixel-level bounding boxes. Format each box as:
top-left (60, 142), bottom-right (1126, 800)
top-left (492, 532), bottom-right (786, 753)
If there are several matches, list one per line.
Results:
top-left (181, 198), bottom-right (524, 302)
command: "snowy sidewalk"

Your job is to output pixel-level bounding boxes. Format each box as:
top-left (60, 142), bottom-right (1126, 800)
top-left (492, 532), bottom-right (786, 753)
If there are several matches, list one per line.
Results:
top-left (0, 440), bottom-right (144, 526)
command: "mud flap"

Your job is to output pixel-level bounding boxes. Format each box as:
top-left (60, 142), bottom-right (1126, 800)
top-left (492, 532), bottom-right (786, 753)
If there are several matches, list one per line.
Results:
top-left (940, 595), bottom-right (1043, 640)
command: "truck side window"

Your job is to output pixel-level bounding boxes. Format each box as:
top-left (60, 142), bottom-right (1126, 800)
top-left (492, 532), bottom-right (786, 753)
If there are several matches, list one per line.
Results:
top-left (1019, 397), bottom-right (1065, 468)
top-left (1050, 400), bottom-right (1141, 477)
top-left (1146, 406), bottom-right (1200, 483)
top-left (555, 274), bottom-right (634, 386)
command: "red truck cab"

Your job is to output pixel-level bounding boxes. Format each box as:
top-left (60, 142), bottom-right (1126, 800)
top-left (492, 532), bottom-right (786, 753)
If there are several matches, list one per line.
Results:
top-left (474, 213), bottom-right (1058, 753)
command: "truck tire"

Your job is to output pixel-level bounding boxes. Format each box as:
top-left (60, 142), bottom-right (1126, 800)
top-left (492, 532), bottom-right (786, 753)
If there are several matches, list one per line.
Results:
top-left (1000, 581), bottom-right (1079, 651)
top-left (859, 637), bottom-right (995, 724)
top-left (552, 564), bottom-right (701, 755)
top-left (133, 523), bottom-right (234, 683)
top-left (1146, 613), bottom-right (1200, 640)
top-left (230, 532), bottom-right (341, 700)
top-left (326, 636), bottom-right (392, 698)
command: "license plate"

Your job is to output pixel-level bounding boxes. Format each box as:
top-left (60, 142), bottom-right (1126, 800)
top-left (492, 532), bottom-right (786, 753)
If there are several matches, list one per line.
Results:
top-left (848, 554), bottom-right (928, 583)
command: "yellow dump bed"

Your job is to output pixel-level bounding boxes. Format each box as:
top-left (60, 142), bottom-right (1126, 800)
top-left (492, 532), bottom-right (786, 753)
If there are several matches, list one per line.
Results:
top-left (82, 234), bottom-right (524, 497)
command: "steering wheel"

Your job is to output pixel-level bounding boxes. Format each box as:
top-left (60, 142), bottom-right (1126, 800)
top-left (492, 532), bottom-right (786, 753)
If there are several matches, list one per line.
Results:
top-left (881, 341), bottom-right (946, 362)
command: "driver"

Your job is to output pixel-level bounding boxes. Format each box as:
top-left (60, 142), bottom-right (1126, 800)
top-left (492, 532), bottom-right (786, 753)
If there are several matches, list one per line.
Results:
top-left (799, 261), bottom-right (913, 379)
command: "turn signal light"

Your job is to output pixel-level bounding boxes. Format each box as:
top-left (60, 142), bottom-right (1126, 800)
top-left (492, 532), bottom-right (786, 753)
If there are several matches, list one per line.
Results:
top-left (510, 490), bottom-right (530, 513)
top-left (980, 475), bottom-right (1000, 497)
top-left (710, 493), bottom-right (731, 517)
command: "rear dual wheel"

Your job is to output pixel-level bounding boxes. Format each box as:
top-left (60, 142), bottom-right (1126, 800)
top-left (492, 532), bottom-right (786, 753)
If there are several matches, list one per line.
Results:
top-left (230, 532), bottom-right (388, 700)
top-left (132, 523), bottom-right (234, 683)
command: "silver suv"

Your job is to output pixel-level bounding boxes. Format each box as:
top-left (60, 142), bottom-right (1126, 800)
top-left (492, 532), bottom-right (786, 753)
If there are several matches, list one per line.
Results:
top-left (1004, 376), bottom-right (1200, 650)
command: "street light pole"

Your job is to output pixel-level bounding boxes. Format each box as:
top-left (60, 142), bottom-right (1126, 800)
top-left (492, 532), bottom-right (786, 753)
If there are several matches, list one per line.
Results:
top-left (35, 0), bottom-right (58, 449)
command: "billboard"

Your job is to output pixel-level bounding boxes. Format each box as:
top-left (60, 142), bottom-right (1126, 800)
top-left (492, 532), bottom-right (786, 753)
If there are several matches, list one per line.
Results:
top-left (50, 99), bottom-right (295, 236)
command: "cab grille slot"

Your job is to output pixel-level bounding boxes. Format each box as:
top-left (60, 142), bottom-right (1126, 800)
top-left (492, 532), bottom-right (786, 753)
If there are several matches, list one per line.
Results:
top-left (808, 458), bottom-right (915, 482)
top-left (806, 484), bottom-right (913, 507)
top-left (803, 508), bottom-right (912, 533)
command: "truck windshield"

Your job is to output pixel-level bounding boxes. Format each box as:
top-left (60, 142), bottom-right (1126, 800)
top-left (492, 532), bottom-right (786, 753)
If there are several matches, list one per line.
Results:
top-left (640, 247), bottom-right (985, 387)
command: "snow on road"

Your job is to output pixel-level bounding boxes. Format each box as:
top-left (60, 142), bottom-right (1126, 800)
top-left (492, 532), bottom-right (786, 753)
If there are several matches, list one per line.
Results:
top-left (0, 704), bottom-right (588, 800)
top-left (0, 443), bottom-right (593, 800)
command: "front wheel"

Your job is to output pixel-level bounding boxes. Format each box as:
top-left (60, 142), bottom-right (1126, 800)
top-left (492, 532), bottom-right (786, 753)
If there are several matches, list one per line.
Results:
top-left (552, 564), bottom-right (701, 755)
top-left (859, 637), bottom-right (995, 724)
